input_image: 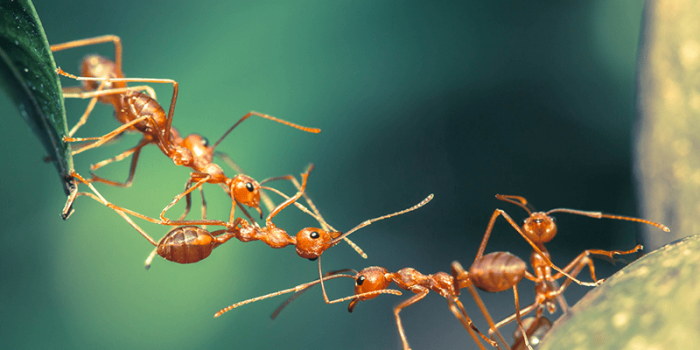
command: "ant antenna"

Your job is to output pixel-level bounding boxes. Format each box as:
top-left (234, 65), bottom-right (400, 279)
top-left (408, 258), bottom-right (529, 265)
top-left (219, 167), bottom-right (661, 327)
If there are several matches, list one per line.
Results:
top-left (262, 165), bottom-right (313, 225)
top-left (212, 112), bottom-right (321, 151)
top-left (545, 208), bottom-right (670, 232)
top-left (270, 268), bottom-right (358, 320)
top-left (214, 273), bottom-right (358, 318)
top-left (496, 194), bottom-right (535, 215)
top-left (331, 194), bottom-right (434, 245)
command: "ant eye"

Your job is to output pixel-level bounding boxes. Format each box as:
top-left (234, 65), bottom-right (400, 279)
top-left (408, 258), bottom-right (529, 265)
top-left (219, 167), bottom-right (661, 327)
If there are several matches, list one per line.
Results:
top-left (308, 257), bottom-right (318, 262)
top-left (310, 231), bottom-right (320, 239)
top-left (551, 216), bottom-right (556, 223)
top-left (356, 275), bottom-right (366, 286)
top-left (201, 137), bottom-right (209, 147)
top-left (245, 183), bottom-right (255, 192)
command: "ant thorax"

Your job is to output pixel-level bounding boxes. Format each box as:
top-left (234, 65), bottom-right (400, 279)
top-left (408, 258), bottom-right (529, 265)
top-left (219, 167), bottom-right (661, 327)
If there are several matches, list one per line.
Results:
top-left (182, 134), bottom-right (213, 162)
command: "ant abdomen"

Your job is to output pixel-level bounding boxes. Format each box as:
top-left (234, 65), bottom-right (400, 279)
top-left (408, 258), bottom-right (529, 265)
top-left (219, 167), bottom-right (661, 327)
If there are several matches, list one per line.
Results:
top-left (470, 251), bottom-right (526, 292)
top-left (80, 54), bottom-right (126, 103)
top-left (157, 226), bottom-right (226, 264)
top-left (120, 90), bottom-right (167, 135)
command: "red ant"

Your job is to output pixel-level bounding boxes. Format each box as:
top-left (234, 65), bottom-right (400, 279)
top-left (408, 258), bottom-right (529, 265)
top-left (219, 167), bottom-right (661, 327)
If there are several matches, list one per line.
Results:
top-left (52, 36), bottom-right (318, 219)
top-left (478, 194), bottom-right (670, 288)
top-left (214, 253), bottom-right (520, 350)
top-left (73, 166), bottom-right (431, 269)
top-left (450, 194), bottom-right (668, 348)
top-left (252, 195), bottom-right (667, 350)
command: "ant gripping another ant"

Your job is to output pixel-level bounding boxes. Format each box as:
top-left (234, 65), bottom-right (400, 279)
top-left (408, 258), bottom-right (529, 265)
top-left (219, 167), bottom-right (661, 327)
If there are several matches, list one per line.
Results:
top-left (72, 165), bottom-right (432, 270)
top-left (247, 195), bottom-right (669, 350)
top-left (52, 35), bottom-right (319, 219)
top-left (216, 253), bottom-right (524, 350)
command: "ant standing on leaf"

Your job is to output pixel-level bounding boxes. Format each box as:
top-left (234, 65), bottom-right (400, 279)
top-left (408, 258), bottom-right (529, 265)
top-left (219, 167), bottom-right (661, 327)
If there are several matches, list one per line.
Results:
top-left (469, 194), bottom-right (669, 347)
top-left (52, 35), bottom-right (319, 220)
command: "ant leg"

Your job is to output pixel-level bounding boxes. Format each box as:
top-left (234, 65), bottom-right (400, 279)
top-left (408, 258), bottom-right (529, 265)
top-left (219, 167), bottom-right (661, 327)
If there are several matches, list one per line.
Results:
top-left (200, 185), bottom-right (207, 230)
top-left (77, 191), bottom-right (159, 246)
top-left (144, 247), bottom-right (159, 270)
top-left (160, 175), bottom-right (209, 223)
top-left (551, 245), bottom-right (642, 285)
top-left (66, 114), bottom-right (155, 155)
top-left (446, 297), bottom-right (493, 350)
top-left (478, 209), bottom-right (597, 287)
top-left (177, 179), bottom-right (196, 221)
top-left (69, 171), bottom-right (160, 246)
top-left (72, 174), bottom-right (227, 229)
top-left (512, 286), bottom-right (534, 350)
top-left (88, 140), bottom-right (148, 188)
top-left (51, 35), bottom-right (123, 69)
top-left (66, 80), bottom-right (105, 137)
top-left (491, 302), bottom-right (539, 336)
top-left (64, 85), bottom-right (153, 140)
top-left (393, 289), bottom-right (429, 350)
top-left (466, 285), bottom-right (512, 349)
top-left (91, 138), bottom-right (150, 171)
top-left (264, 166), bottom-right (313, 225)
top-left (63, 85), bottom-right (156, 100)
top-left (174, 178), bottom-right (208, 229)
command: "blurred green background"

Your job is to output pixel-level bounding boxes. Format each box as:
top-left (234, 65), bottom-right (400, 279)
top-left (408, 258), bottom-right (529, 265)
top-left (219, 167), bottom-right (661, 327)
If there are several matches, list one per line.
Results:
top-left (1, 1), bottom-right (651, 349)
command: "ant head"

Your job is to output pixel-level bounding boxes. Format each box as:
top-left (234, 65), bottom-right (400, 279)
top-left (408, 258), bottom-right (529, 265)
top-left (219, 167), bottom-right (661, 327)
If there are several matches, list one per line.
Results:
top-left (231, 175), bottom-right (261, 210)
top-left (295, 228), bottom-right (340, 260)
top-left (522, 212), bottom-right (557, 243)
top-left (348, 267), bottom-right (391, 312)
top-left (182, 134), bottom-right (214, 161)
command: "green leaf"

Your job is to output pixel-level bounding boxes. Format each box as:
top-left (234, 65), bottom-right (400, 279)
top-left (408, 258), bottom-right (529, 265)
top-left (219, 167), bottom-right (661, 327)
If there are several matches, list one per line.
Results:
top-left (0, 0), bottom-right (74, 195)
top-left (538, 235), bottom-right (700, 349)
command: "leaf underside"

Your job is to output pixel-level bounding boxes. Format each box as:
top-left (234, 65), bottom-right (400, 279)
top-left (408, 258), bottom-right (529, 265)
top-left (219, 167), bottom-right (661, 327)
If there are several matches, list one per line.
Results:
top-left (0, 0), bottom-right (73, 195)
